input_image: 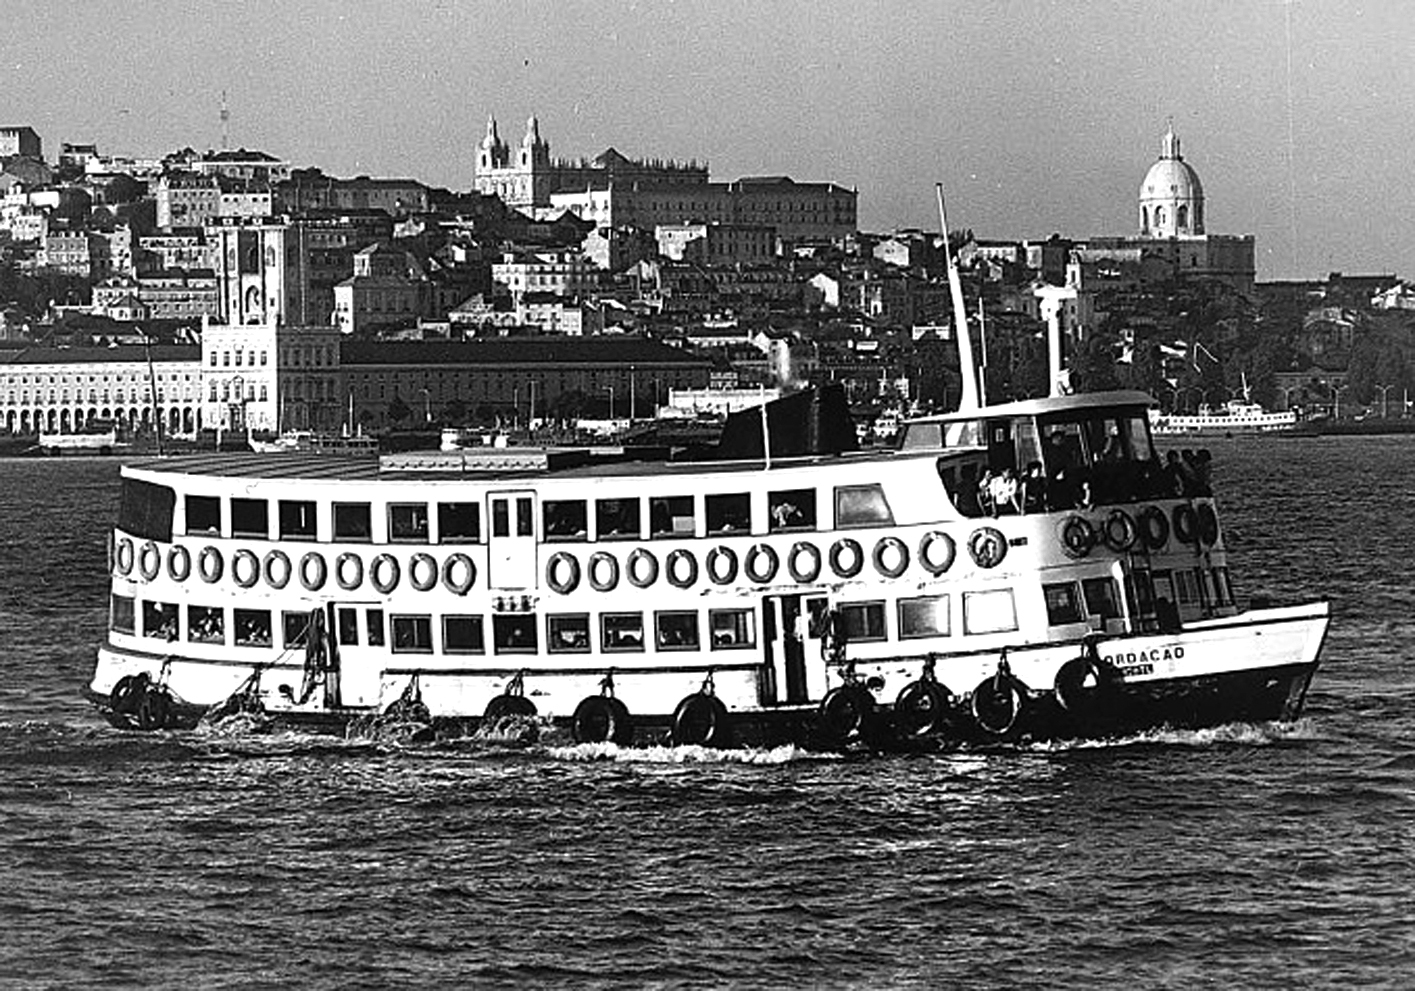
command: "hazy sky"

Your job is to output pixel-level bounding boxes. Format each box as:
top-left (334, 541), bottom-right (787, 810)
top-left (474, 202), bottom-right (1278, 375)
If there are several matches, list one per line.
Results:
top-left (4, 1), bottom-right (1412, 280)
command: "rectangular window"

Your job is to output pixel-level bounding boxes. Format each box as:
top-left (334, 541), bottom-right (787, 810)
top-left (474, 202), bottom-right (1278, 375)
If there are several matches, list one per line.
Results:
top-left (118, 478), bottom-right (176, 541)
top-left (963, 589), bottom-right (1019, 635)
top-left (649, 496), bottom-right (695, 538)
top-left (1043, 582), bottom-right (1085, 626)
top-left (332, 503), bottom-right (371, 541)
top-left (111, 594), bottom-right (135, 634)
top-left (705, 493), bottom-right (751, 533)
top-left (142, 601), bottom-right (178, 640)
top-left (492, 614), bottom-right (537, 654)
top-left (367, 608), bottom-right (386, 647)
top-left (709, 608), bottom-right (756, 649)
top-left (602, 612), bottom-right (645, 652)
top-left (516, 497), bottom-right (533, 537)
top-left (768, 488), bottom-right (816, 532)
top-left (543, 500), bottom-right (588, 541)
top-left (492, 499), bottom-right (509, 537)
top-left (443, 615), bottom-right (485, 654)
top-left (834, 484), bottom-right (895, 527)
top-left (389, 504), bottom-right (429, 542)
top-left (278, 500), bottom-right (317, 540)
top-left (337, 607), bottom-right (359, 646)
top-left (655, 610), bottom-right (700, 650)
top-left (596, 498), bottom-right (640, 540)
top-left (1173, 569), bottom-right (1201, 607)
top-left (547, 614), bottom-right (591, 653)
top-left (438, 502), bottom-right (481, 543)
top-left (185, 494), bottom-right (221, 536)
top-left (282, 611), bottom-right (313, 648)
top-left (233, 608), bottom-right (272, 647)
top-left (188, 605), bottom-right (223, 644)
top-left (840, 602), bottom-right (887, 641)
top-left (1213, 567), bottom-right (1234, 607)
top-left (231, 498), bottom-right (269, 539)
top-left (391, 615), bottom-right (433, 653)
top-left (898, 595), bottom-right (951, 638)
top-left (1082, 578), bottom-right (1122, 619)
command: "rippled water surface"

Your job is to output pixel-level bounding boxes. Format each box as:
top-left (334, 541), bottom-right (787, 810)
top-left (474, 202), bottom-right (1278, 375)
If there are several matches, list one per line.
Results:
top-left (2, 442), bottom-right (1412, 989)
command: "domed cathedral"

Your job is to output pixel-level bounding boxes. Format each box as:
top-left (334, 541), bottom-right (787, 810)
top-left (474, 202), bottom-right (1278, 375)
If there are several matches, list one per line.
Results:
top-left (1139, 123), bottom-right (1204, 237)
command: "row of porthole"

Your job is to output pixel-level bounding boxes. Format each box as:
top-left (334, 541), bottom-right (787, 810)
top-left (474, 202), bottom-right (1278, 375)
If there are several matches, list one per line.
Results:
top-left (113, 538), bottom-right (478, 596)
top-left (1058, 503), bottom-right (1220, 558)
top-left (543, 528), bottom-right (1009, 595)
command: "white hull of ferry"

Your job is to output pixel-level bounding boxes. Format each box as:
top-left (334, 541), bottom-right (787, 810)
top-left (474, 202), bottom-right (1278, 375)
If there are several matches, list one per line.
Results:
top-left (1149, 409), bottom-right (1297, 436)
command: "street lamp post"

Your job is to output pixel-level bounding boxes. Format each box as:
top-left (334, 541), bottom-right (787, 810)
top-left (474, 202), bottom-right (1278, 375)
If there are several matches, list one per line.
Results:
top-left (1375, 383), bottom-right (1394, 418)
top-left (1333, 384), bottom-right (1349, 420)
top-left (419, 388), bottom-right (431, 424)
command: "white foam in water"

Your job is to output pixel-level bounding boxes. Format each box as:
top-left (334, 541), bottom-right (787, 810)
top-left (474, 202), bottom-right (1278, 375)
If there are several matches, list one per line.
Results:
top-left (1030, 718), bottom-right (1323, 751)
top-left (548, 741), bottom-right (828, 764)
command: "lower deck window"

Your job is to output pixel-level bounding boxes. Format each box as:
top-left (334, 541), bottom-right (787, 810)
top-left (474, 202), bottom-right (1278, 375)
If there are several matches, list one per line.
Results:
top-left (709, 609), bottom-right (755, 649)
top-left (492, 614), bottom-right (537, 654)
top-left (392, 615), bottom-right (433, 653)
top-left (367, 609), bottom-right (386, 647)
top-left (602, 613), bottom-right (644, 652)
top-left (962, 589), bottom-right (1018, 635)
top-left (840, 602), bottom-right (887, 642)
top-left (188, 605), bottom-right (223, 644)
top-left (1043, 583), bottom-right (1085, 626)
top-left (1082, 578), bottom-right (1122, 619)
top-left (548, 614), bottom-right (591, 653)
top-left (283, 611), bottom-right (313, 649)
top-left (655, 611), bottom-right (699, 650)
top-left (443, 615), bottom-right (484, 654)
top-left (337, 607), bottom-right (359, 646)
top-left (143, 601), bottom-right (178, 640)
top-left (898, 595), bottom-right (950, 638)
top-left (111, 594), bottom-right (135, 634)
top-left (234, 609), bottom-right (272, 647)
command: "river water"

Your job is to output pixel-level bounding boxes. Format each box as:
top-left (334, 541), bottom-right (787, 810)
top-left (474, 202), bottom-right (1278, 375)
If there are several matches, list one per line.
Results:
top-left (1, 440), bottom-right (1411, 989)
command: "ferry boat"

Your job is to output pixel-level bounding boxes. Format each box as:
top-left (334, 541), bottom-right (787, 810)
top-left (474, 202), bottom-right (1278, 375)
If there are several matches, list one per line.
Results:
top-left (1149, 399), bottom-right (1297, 436)
top-left (248, 430), bottom-right (378, 456)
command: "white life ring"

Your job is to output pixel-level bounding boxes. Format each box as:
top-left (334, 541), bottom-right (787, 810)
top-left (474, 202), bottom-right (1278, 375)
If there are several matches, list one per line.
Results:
top-left (442, 552), bottom-right (476, 595)
top-left (232, 549), bottom-right (261, 589)
top-left (409, 552), bottom-right (439, 592)
top-left (370, 553), bottom-right (400, 594)
top-left (198, 546), bottom-right (223, 584)
top-left (335, 552), bottom-right (364, 591)
top-left (263, 549), bottom-right (292, 590)
top-left (137, 541), bottom-right (161, 581)
top-left (299, 552), bottom-right (328, 592)
top-left (166, 545), bottom-right (192, 582)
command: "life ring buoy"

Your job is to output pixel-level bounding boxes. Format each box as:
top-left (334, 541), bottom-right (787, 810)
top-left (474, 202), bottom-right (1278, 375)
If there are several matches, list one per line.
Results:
top-left (671, 693), bottom-right (732, 748)
top-left (872, 536), bottom-right (910, 578)
top-left (1102, 510), bottom-right (1138, 553)
top-left (816, 685), bottom-right (876, 745)
top-left (626, 548), bottom-right (660, 588)
top-left (335, 551), bottom-right (364, 591)
top-left (483, 694), bottom-right (537, 721)
top-left (588, 551), bottom-right (620, 592)
top-left (198, 546), bottom-right (223, 584)
top-left (665, 549), bottom-right (699, 589)
top-left (1059, 515), bottom-right (1095, 558)
top-left (262, 550), bottom-right (292, 589)
top-left (828, 538), bottom-right (864, 579)
top-left (115, 537), bottom-right (134, 577)
top-left (442, 552), bottom-right (476, 595)
top-left (894, 679), bottom-right (954, 741)
top-left (137, 541), bottom-right (161, 581)
top-left (787, 541), bottom-right (823, 583)
top-left (918, 531), bottom-right (956, 575)
top-left (705, 546), bottom-right (738, 585)
top-left (1196, 503), bottom-right (1220, 546)
top-left (1172, 503), bottom-right (1199, 544)
top-left (166, 545), bottom-right (191, 582)
top-left (744, 543), bottom-right (779, 584)
top-left (971, 672), bottom-right (1026, 736)
top-left (370, 553), bottom-right (400, 594)
top-left (968, 526), bottom-right (1008, 569)
top-left (299, 551), bottom-right (327, 592)
top-left (408, 552), bottom-right (439, 592)
top-left (546, 551), bottom-right (581, 594)
top-left (572, 695), bottom-right (633, 745)
top-left (1138, 505), bottom-right (1169, 550)
top-left (232, 549), bottom-right (261, 589)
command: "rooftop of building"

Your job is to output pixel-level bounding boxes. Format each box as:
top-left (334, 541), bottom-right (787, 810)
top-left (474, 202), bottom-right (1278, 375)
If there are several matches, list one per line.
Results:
top-left (0, 343), bottom-right (200, 366)
top-left (339, 336), bottom-right (712, 368)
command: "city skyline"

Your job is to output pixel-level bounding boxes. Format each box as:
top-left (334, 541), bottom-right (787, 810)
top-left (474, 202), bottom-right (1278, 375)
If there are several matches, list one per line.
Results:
top-left (3, 1), bottom-right (1410, 281)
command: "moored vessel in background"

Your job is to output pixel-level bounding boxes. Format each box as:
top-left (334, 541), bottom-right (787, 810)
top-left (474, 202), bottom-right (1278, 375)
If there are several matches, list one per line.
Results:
top-left (1149, 399), bottom-right (1297, 437)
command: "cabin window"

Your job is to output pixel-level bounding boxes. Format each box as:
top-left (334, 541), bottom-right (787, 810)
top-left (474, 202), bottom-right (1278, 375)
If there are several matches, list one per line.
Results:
top-left (1043, 582), bottom-right (1085, 625)
top-left (366, 608), bottom-right (386, 647)
top-left (233, 608), bottom-right (272, 647)
top-left (391, 615), bottom-right (433, 653)
top-left (516, 498), bottom-right (533, 537)
top-left (438, 503), bottom-right (481, 543)
top-left (337, 607), bottom-right (359, 646)
top-left (142, 601), bottom-right (178, 640)
top-left (1082, 578), bottom-right (1122, 619)
top-left (1213, 567), bottom-right (1234, 607)
top-left (278, 500), bottom-right (317, 540)
top-left (705, 493), bottom-right (751, 533)
top-left (898, 595), bottom-right (951, 638)
top-left (649, 496), bottom-right (695, 538)
top-left (602, 613), bottom-right (644, 652)
top-left (443, 615), bottom-right (485, 654)
top-left (768, 488), bottom-right (815, 532)
top-left (709, 608), bottom-right (756, 649)
top-left (492, 499), bottom-right (509, 537)
top-left (282, 610), bottom-right (314, 648)
top-left (655, 610), bottom-right (700, 650)
top-left (333, 502), bottom-right (372, 541)
top-left (1130, 569), bottom-right (1155, 616)
top-left (185, 495), bottom-right (221, 536)
top-left (963, 589), bottom-right (1018, 635)
top-left (834, 484), bottom-right (894, 527)
top-left (188, 605), bottom-right (223, 644)
top-left (543, 500), bottom-right (588, 541)
top-left (231, 498), bottom-right (269, 539)
top-left (118, 478), bottom-right (175, 542)
top-left (547, 614), bottom-right (591, 653)
top-left (1173, 569), bottom-right (1201, 607)
top-left (389, 504), bottom-right (429, 543)
top-left (839, 602), bottom-right (887, 642)
top-left (111, 594), bottom-right (135, 634)
top-left (596, 498), bottom-right (640, 540)
top-left (492, 614), bottom-right (537, 654)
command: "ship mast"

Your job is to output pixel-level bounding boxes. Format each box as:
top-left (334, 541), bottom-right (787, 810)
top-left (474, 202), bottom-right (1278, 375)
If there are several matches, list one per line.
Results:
top-left (936, 183), bottom-right (980, 412)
